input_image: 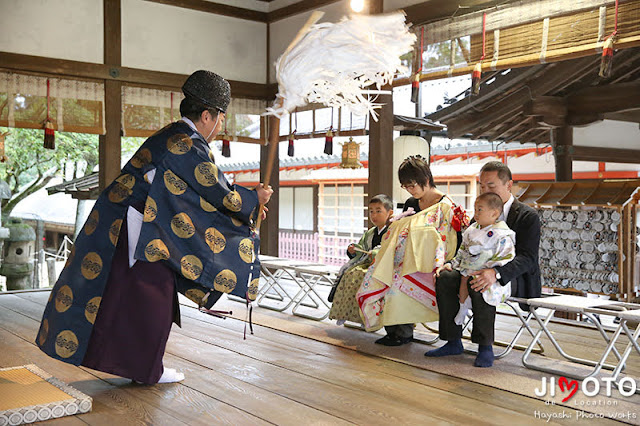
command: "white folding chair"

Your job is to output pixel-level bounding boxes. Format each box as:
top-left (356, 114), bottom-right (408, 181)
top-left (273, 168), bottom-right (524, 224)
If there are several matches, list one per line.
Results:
top-left (522, 295), bottom-right (627, 379)
top-left (292, 264), bottom-right (341, 320)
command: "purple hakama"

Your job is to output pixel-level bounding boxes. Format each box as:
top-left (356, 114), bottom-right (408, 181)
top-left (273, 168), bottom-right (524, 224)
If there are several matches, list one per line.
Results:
top-left (81, 220), bottom-right (177, 384)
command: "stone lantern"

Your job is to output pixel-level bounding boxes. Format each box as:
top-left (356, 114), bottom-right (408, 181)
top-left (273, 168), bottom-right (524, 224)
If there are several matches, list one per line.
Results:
top-left (0, 217), bottom-right (36, 290)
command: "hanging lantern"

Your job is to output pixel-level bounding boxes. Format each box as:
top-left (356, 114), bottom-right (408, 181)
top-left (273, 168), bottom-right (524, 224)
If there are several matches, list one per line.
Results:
top-left (340, 136), bottom-right (362, 169)
top-left (0, 131), bottom-right (9, 163)
top-left (221, 132), bottom-right (231, 157)
top-left (324, 127), bottom-right (334, 155)
top-left (288, 132), bottom-right (295, 157)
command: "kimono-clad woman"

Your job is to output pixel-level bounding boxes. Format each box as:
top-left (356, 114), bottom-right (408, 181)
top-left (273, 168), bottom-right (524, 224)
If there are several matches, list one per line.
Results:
top-left (36, 70), bottom-right (273, 384)
top-left (328, 194), bottom-right (393, 325)
top-left (356, 155), bottom-right (466, 346)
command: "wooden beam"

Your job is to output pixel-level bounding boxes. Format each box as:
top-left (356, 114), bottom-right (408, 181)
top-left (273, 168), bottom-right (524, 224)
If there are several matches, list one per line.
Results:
top-left (100, 0), bottom-right (122, 191)
top-left (551, 126), bottom-right (572, 181)
top-left (571, 146), bottom-right (640, 164)
top-left (260, 116), bottom-right (279, 256)
top-left (267, 0), bottom-right (341, 23)
top-left (567, 80), bottom-right (640, 115)
top-left (144, 0), bottom-right (268, 22)
top-left (368, 85), bottom-right (394, 202)
top-left (0, 51), bottom-right (273, 100)
top-left (404, 0), bottom-right (521, 25)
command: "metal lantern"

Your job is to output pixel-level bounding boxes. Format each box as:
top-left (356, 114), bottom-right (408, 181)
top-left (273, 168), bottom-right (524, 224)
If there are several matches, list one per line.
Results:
top-left (340, 136), bottom-right (362, 169)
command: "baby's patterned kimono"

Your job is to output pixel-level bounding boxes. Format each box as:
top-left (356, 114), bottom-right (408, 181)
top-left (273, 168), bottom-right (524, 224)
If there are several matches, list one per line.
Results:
top-left (452, 220), bottom-right (516, 307)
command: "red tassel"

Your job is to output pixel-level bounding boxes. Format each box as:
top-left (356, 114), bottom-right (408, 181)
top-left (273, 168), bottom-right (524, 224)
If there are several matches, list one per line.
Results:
top-left (599, 37), bottom-right (614, 78)
top-left (411, 74), bottom-right (420, 104)
top-left (288, 133), bottom-right (295, 157)
top-left (0, 131), bottom-right (9, 163)
top-left (43, 118), bottom-right (55, 150)
top-left (222, 137), bottom-right (230, 157)
top-left (324, 128), bottom-right (333, 155)
top-left (471, 62), bottom-right (482, 96)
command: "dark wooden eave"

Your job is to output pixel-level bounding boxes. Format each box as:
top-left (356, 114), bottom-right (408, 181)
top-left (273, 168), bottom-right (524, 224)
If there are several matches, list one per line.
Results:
top-left (426, 47), bottom-right (640, 148)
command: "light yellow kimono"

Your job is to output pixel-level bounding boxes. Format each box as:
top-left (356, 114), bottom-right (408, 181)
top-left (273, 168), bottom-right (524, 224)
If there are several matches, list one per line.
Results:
top-left (356, 198), bottom-right (458, 331)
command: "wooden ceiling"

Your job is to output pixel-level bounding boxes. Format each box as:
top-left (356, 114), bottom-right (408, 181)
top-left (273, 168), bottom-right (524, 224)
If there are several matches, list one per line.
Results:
top-left (426, 47), bottom-right (640, 146)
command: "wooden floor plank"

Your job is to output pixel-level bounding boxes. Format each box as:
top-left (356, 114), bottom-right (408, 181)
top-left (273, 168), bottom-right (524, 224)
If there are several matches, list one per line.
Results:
top-left (0, 297), bottom-right (272, 426)
top-left (5, 291), bottom-right (635, 425)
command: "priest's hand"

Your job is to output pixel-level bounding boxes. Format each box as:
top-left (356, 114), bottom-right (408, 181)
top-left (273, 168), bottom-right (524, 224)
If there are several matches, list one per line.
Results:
top-left (435, 263), bottom-right (452, 278)
top-left (261, 206), bottom-right (268, 221)
top-left (256, 183), bottom-right (273, 205)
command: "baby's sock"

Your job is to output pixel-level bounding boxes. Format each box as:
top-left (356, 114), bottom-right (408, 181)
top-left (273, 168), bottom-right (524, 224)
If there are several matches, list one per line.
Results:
top-left (454, 297), bottom-right (472, 326)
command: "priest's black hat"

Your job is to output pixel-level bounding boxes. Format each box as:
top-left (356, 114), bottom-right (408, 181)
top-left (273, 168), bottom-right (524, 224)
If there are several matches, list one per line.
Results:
top-left (182, 70), bottom-right (231, 113)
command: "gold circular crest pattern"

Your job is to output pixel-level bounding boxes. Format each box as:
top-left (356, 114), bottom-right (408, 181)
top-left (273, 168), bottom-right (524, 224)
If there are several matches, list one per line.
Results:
top-left (185, 288), bottom-right (206, 305)
top-left (214, 269), bottom-right (237, 293)
top-left (38, 319), bottom-right (49, 346)
top-left (208, 150), bottom-right (215, 162)
top-left (81, 253), bottom-right (103, 280)
top-left (238, 238), bottom-right (254, 263)
top-left (85, 211), bottom-right (99, 236)
top-left (231, 217), bottom-right (243, 227)
top-left (171, 213), bottom-right (196, 239)
top-left (55, 330), bottom-right (79, 358)
top-left (55, 285), bottom-right (73, 313)
top-left (85, 297), bottom-right (101, 324)
top-left (116, 173), bottom-right (136, 189)
top-left (248, 278), bottom-right (259, 301)
top-left (167, 133), bottom-right (193, 155)
top-left (164, 170), bottom-right (188, 195)
top-left (108, 182), bottom-right (132, 203)
top-left (131, 148), bottom-right (152, 168)
top-left (200, 197), bottom-right (217, 212)
top-left (223, 191), bottom-right (242, 212)
top-left (145, 239), bottom-right (170, 262)
top-left (144, 197), bottom-right (158, 222)
top-left (181, 255), bottom-right (203, 280)
top-left (204, 227), bottom-right (226, 253)
top-left (109, 219), bottom-right (123, 246)
top-left (194, 162), bottom-right (219, 187)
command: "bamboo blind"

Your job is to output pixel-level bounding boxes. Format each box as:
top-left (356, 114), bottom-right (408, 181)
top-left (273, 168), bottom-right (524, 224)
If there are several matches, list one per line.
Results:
top-left (409, 0), bottom-right (640, 82)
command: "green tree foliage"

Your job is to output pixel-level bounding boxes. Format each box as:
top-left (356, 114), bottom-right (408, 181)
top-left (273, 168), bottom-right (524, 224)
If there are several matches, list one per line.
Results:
top-left (0, 127), bottom-right (98, 217)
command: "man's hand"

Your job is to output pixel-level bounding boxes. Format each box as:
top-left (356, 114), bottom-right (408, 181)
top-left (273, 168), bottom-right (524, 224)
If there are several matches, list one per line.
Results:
top-left (255, 183), bottom-right (273, 205)
top-left (435, 263), bottom-right (452, 278)
top-left (469, 268), bottom-right (497, 293)
top-left (261, 205), bottom-right (268, 220)
top-left (347, 244), bottom-right (356, 255)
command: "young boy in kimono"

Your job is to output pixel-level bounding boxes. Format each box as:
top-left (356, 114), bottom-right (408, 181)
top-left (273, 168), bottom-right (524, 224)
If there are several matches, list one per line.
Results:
top-left (440, 192), bottom-right (516, 326)
top-left (328, 194), bottom-right (393, 325)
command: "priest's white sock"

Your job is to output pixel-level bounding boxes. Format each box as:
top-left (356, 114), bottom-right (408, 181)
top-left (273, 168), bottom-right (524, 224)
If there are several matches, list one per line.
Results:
top-left (157, 368), bottom-right (185, 383)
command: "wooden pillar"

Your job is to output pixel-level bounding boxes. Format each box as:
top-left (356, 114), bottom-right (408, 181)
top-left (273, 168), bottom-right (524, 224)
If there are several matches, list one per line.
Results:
top-left (260, 116), bottom-right (279, 256)
top-left (368, 85), bottom-right (394, 201)
top-left (551, 126), bottom-right (573, 181)
top-left (100, 0), bottom-right (122, 191)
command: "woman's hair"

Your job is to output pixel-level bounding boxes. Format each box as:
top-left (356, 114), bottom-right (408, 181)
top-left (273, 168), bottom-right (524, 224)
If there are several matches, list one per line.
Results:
top-left (398, 155), bottom-right (435, 188)
top-left (369, 194), bottom-right (393, 211)
top-left (179, 96), bottom-right (221, 122)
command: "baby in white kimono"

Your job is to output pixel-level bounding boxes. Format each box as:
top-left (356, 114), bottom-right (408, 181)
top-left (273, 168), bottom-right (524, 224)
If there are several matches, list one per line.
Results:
top-left (442, 192), bottom-right (516, 325)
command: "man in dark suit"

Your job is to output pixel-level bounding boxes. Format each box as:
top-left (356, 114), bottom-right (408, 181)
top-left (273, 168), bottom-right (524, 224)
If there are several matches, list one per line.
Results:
top-left (425, 161), bottom-right (541, 367)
